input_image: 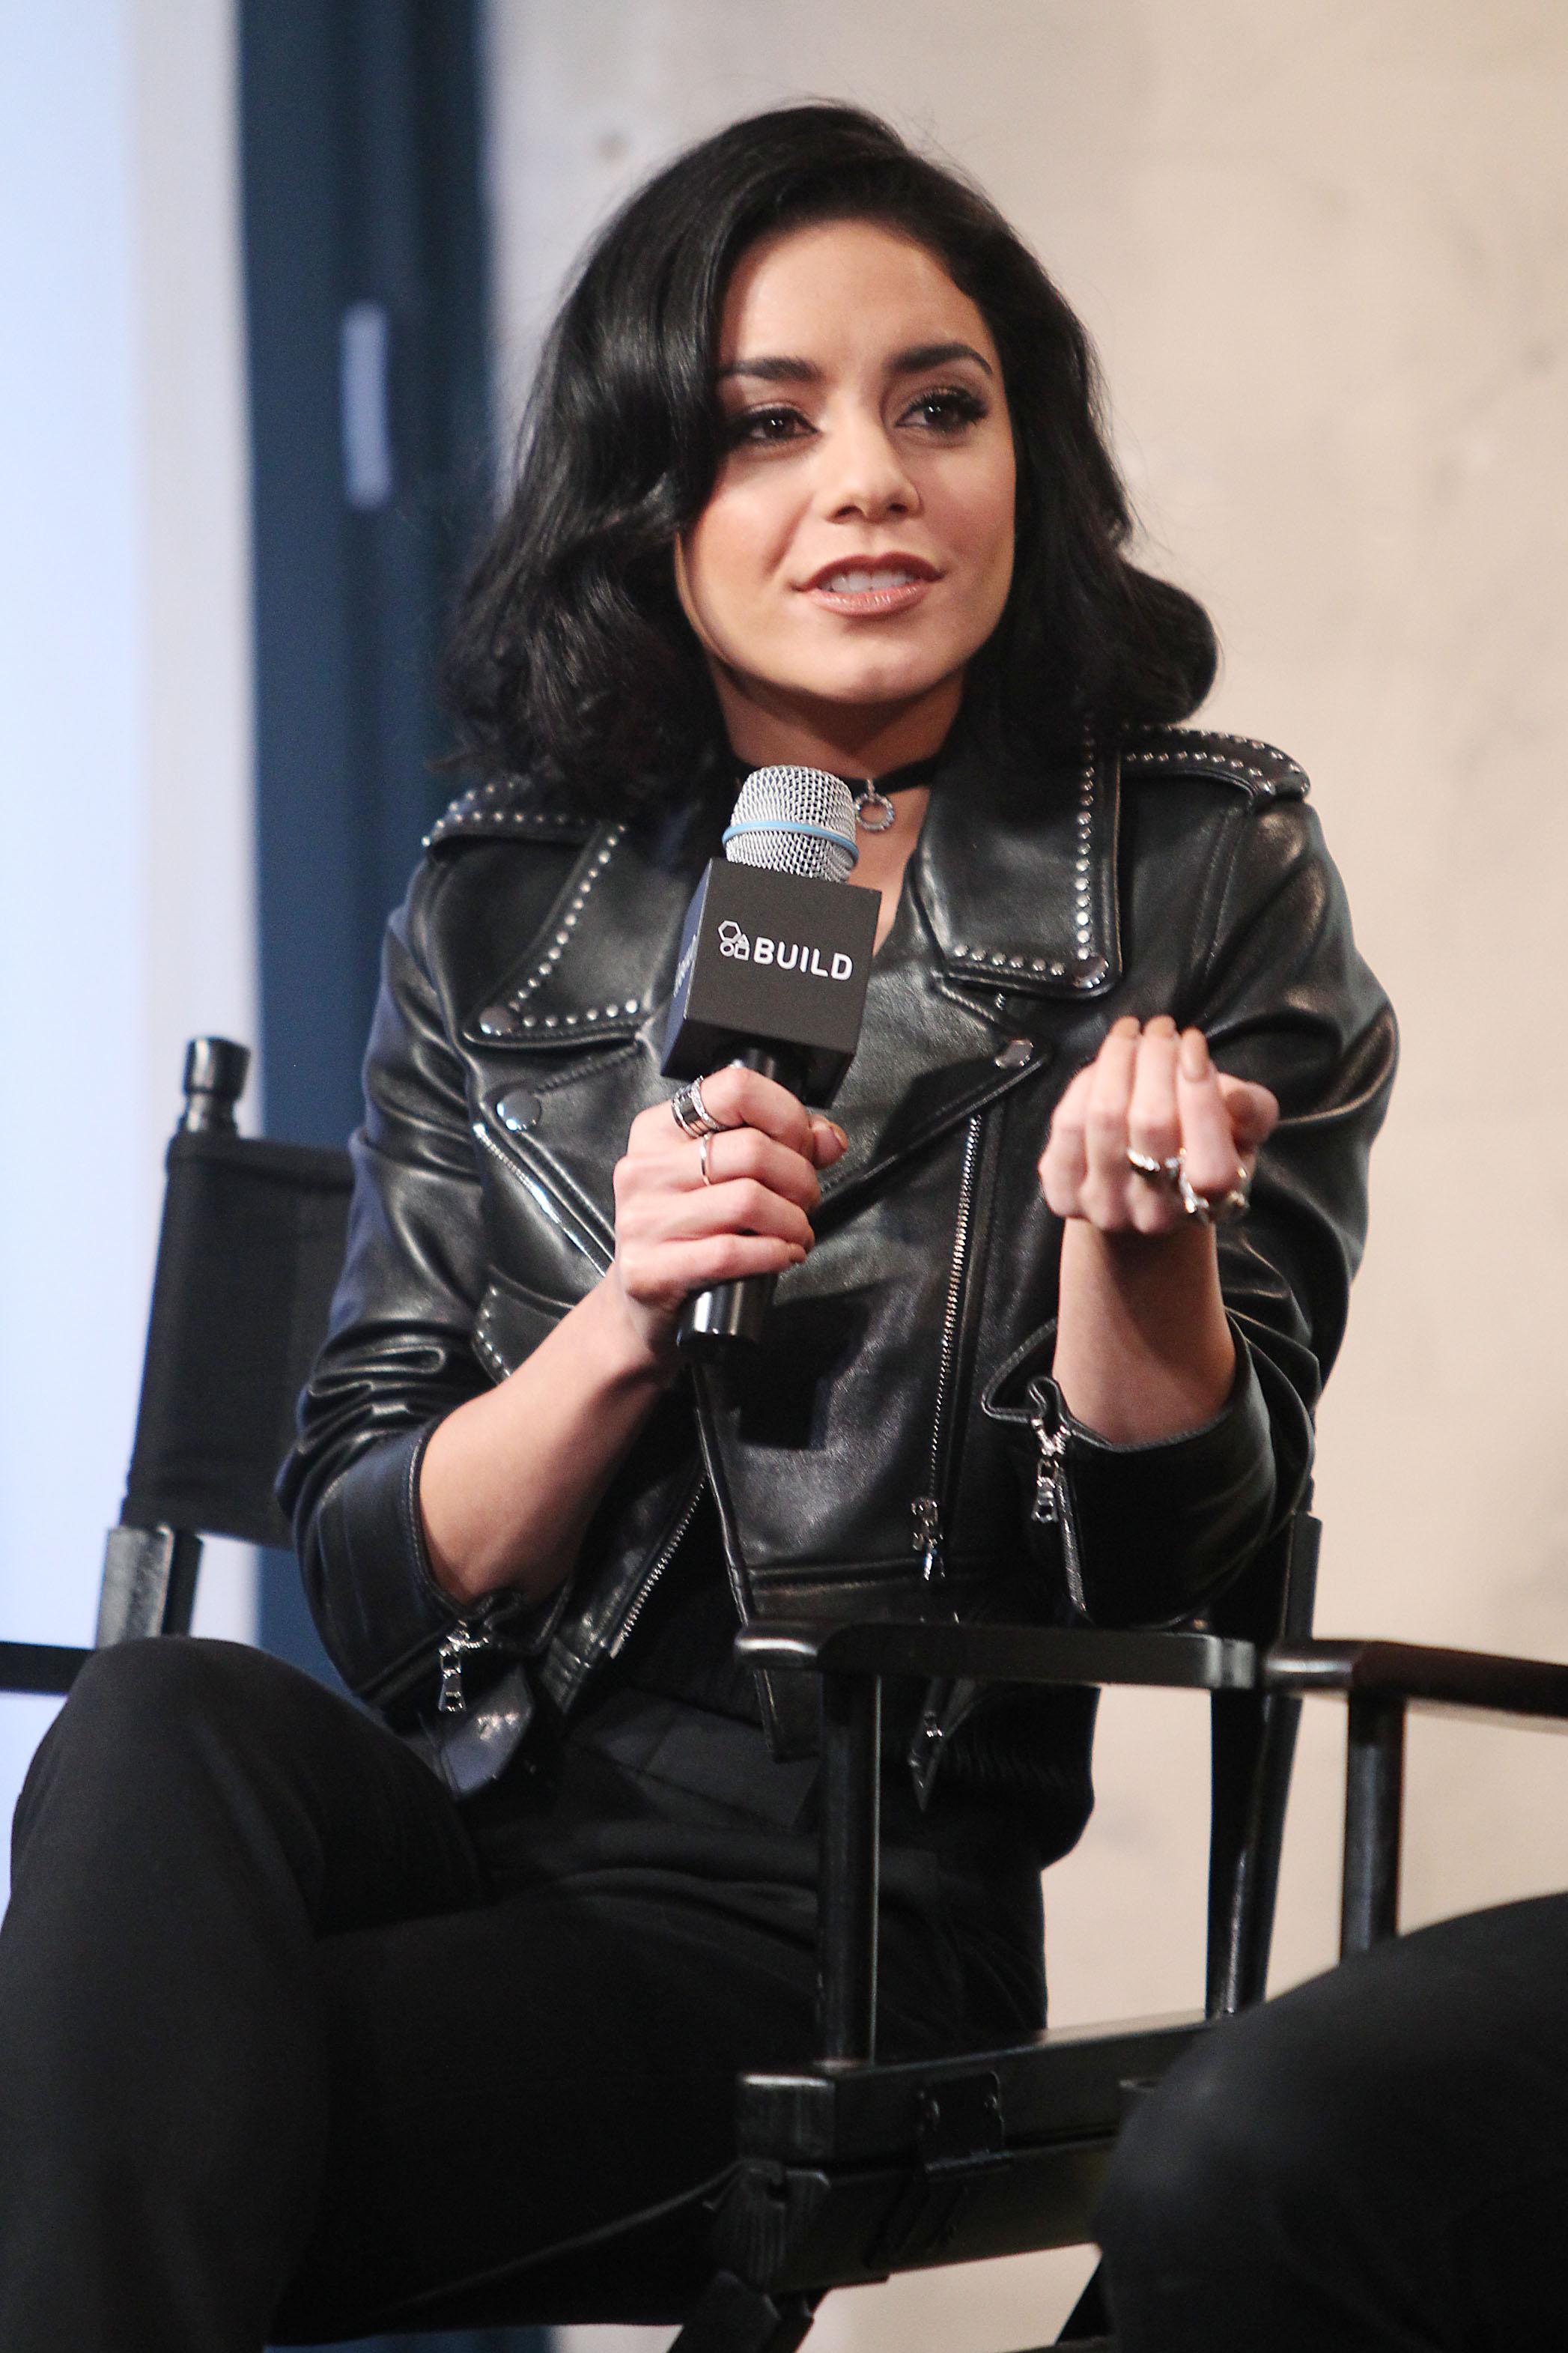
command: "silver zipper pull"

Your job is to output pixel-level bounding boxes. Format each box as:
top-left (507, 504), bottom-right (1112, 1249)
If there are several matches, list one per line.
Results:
top-left (437, 1623), bottom-right (484, 1716)
top-left (912, 1495), bottom-right (944, 1582)
top-left (1030, 1412), bottom-right (1066, 1524)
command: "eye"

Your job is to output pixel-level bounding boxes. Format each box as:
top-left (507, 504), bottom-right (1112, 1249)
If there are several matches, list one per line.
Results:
top-left (724, 404), bottom-right (812, 448)
top-left (900, 384), bottom-right (988, 434)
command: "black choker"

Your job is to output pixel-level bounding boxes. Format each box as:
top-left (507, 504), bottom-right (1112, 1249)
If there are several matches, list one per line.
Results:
top-left (731, 750), bottom-right (942, 834)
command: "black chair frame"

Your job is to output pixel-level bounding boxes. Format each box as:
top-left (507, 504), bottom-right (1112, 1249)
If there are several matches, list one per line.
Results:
top-left (8, 1036), bottom-right (1561, 2352)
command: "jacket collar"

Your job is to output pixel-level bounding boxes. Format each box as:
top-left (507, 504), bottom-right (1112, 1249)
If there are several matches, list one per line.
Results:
top-left (913, 724), bottom-right (1121, 998)
top-left (465, 726), bottom-right (1120, 1044)
top-left (467, 730), bottom-right (1122, 1221)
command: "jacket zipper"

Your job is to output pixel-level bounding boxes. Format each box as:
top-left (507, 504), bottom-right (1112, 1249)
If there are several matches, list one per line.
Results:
top-left (1027, 1377), bottom-right (1088, 1615)
top-left (911, 1113), bottom-right (983, 1582)
top-left (607, 1474), bottom-right (707, 1660)
top-left (435, 1619), bottom-right (492, 1714)
top-left (472, 1119), bottom-right (614, 1276)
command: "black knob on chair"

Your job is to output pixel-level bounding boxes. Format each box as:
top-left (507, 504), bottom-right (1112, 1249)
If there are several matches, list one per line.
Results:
top-left (180, 1037), bottom-right (251, 1133)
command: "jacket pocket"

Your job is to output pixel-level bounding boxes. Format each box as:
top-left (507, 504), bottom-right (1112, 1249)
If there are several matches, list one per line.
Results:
top-left (472, 1264), bottom-right (575, 1385)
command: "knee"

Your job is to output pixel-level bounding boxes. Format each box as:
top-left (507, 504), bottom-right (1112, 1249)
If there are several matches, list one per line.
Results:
top-left (20, 1639), bottom-right (306, 1820)
top-left (1098, 1994), bottom-right (1376, 2276)
top-left (63, 1634), bottom-right (286, 1737)
top-left (1098, 2023), bottom-right (1277, 2270)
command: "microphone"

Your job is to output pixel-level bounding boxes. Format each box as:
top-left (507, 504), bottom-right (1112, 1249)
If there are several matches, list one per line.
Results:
top-left (661, 766), bottom-right (880, 1352)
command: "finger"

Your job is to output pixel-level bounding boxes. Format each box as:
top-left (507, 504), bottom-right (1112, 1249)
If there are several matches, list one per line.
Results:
top-left (1126, 1024), bottom-right (1182, 1234)
top-left (690, 1127), bottom-right (824, 1212)
top-left (1081, 1018), bottom-right (1141, 1225)
top-left (619, 1232), bottom-right (809, 1312)
top-left (1176, 1029), bottom-right (1245, 1198)
top-left (692, 1063), bottom-right (816, 1155)
top-left (1216, 1075), bottom-right (1280, 1154)
top-left (808, 1115), bottom-right (848, 1169)
top-left (647, 1174), bottom-right (815, 1254)
top-left (1038, 1063), bottom-right (1094, 1215)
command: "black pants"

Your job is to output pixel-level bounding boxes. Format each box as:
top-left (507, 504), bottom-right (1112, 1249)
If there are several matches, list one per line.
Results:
top-left (0, 1639), bottom-right (981, 2351)
top-left (1097, 1894), bottom-right (1568, 2350)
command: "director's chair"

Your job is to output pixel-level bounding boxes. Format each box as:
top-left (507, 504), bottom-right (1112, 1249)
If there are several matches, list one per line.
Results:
top-left (11, 1036), bottom-right (1545, 2351)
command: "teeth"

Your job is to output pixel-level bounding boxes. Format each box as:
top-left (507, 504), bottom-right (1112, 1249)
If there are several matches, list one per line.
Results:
top-left (821, 567), bottom-right (921, 593)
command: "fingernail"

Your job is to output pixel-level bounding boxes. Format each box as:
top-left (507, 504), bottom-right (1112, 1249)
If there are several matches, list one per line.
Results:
top-left (1179, 1028), bottom-right (1209, 1080)
top-left (1146, 1014), bottom-right (1177, 1038)
top-left (828, 1122), bottom-right (848, 1147)
top-left (1112, 1015), bottom-right (1140, 1038)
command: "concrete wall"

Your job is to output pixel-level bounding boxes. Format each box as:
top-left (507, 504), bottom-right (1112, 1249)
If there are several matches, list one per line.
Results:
top-left (0, 0), bottom-right (256, 1884)
top-left (484, 4), bottom-right (1568, 2344)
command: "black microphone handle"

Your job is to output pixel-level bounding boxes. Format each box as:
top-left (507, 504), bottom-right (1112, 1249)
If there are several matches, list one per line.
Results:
top-left (676, 1041), bottom-right (812, 1355)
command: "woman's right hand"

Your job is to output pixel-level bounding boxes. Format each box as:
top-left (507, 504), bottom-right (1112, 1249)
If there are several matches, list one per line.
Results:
top-left (607, 1066), bottom-right (847, 1366)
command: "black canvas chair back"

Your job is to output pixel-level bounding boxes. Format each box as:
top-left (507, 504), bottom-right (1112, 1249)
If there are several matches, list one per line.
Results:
top-left (0, 1039), bottom-right (351, 1695)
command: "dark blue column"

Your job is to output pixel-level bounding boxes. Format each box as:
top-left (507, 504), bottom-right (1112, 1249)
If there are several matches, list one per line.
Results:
top-left (240, 0), bottom-right (491, 1688)
top-left (240, 9), bottom-right (547, 2349)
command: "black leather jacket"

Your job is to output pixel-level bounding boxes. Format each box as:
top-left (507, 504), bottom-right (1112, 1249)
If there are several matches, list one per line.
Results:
top-left (279, 724), bottom-right (1394, 1841)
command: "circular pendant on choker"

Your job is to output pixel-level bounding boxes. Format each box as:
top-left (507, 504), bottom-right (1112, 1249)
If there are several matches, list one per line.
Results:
top-left (854, 785), bottom-right (897, 834)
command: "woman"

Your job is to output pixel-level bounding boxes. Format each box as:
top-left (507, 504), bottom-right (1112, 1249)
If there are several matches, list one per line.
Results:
top-left (0, 104), bottom-right (1393, 2347)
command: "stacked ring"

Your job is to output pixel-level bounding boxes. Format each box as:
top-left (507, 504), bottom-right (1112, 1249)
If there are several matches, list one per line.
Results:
top-left (1177, 1156), bottom-right (1252, 1227)
top-left (1125, 1145), bottom-right (1252, 1226)
top-left (669, 1077), bottom-right (730, 1141)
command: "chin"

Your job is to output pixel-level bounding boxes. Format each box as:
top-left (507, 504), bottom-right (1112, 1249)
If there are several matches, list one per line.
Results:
top-left (799, 652), bottom-right (961, 712)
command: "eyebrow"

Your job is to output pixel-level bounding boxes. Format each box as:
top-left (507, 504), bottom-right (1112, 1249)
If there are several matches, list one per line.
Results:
top-left (716, 340), bottom-right (994, 385)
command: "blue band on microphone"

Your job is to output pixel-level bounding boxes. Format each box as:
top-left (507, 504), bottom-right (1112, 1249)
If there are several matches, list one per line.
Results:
top-left (721, 817), bottom-right (859, 864)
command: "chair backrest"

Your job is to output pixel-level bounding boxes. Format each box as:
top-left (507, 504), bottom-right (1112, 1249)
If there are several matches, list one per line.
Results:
top-left (4, 1040), bottom-right (352, 1689)
top-left (117, 1039), bottom-right (352, 1551)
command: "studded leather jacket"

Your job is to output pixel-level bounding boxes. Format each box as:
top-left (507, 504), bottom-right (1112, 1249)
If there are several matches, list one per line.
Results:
top-left (279, 724), bottom-right (1395, 1840)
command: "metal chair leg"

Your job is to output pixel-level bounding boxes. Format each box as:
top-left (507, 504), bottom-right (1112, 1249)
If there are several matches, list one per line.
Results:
top-left (668, 2270), bottom-right (818, 2353)
top-left (1056, 2257), bottom-right (1110, 2341)
top-left (1340, 1692), bottom-right (1406, 1956)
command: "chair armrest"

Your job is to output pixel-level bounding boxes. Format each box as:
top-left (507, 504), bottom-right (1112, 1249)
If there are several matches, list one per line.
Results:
top-left (0, 1639), bottom-right (91, 1697)
top-left (1265, 1638), bottom-right (1568, 1725)
top-left (741, 1618), bottom-right (1257, 2065)
top-left (735, 1617), bottom-right (1259, 1693)
top-left (1264, 1638), bottom-right (1568, 1962)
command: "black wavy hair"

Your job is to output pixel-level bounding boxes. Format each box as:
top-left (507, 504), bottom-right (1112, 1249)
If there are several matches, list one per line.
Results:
top-left (444, 103), bottom-right (1216, 813)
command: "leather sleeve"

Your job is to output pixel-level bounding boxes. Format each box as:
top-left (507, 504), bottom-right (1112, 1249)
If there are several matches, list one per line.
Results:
top-left (990, 793), bottom-right (1395, 1627)
top-left (1194, 794), bottom-right (1396, 1579)
top-left (275, 860), bottom-right (493, 1704)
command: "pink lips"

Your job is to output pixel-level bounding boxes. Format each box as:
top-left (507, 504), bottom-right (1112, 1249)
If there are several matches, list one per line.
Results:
top-left (798, 555), bottom-right (941, 616)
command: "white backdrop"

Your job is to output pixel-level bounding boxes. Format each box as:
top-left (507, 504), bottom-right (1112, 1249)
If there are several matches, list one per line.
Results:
top-left (0, 0), bottom-right (255, 1889)
top-left (1, 4), bottom-right (1565, 2342)
top-left (481, 1), bottom-right (1568, 2344)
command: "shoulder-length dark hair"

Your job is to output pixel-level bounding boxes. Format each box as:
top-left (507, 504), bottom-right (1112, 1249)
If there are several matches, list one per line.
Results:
top-left (445, 103), bottom-right (1216, 813)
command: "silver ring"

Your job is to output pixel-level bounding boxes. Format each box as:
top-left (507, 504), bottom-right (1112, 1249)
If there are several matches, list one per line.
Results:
top-left (698, 1134), bottom-right (715, 1186)
top-left (669, 1076), bottom-right (726, 1141)
top-left (1126, 1146), bottom-right (1182, 1185)
top-left (1176, 1153), bottom-right (1252, 1227)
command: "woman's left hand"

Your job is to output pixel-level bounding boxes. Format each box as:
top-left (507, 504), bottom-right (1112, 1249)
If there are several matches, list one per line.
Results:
top-left (1039, 1015), bottom-right (1279, 1235)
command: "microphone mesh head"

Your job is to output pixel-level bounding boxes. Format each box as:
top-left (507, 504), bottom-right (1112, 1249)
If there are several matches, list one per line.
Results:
top-left (723, 766), bottom-right (858, 882)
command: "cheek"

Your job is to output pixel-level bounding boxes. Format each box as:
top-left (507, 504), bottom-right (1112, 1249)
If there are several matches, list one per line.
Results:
top-left (978, 452), bottom-right (1018, 586)
top-left (677, 496), bottom-right (783, 644)
top-left (940, 462), bottom-right (1016, 613)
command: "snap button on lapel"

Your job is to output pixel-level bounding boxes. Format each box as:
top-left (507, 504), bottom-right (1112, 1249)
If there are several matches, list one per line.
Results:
top-left (994, 1038), bottom-right (1033, 1070)
top-left (497, 1087), bottom-right (542, 1133)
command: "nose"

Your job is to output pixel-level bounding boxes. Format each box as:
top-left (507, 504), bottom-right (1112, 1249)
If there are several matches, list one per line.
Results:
top-left (816, 408), bottom-right (920, 523)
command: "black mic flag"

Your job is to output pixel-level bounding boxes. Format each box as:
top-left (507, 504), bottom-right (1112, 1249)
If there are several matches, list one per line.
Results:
top-left (660, 767), bottom-right (879, 1351)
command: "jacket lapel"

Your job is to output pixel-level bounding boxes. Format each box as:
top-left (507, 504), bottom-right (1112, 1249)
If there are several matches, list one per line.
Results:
top-left (474, 729), bottom-right (1123, 1231)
